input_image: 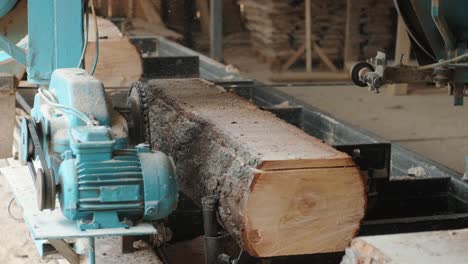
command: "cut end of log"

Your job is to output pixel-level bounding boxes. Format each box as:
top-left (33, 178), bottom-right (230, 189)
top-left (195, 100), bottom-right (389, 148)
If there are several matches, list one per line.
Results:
top-left (244, 166), bottom-right (365, 257)
top-left (143, 78), bottom-right (366, 257)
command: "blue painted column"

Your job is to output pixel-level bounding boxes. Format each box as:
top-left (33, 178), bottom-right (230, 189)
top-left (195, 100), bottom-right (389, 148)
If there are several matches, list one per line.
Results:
top-left (27, 0), bottom-right (83, 84)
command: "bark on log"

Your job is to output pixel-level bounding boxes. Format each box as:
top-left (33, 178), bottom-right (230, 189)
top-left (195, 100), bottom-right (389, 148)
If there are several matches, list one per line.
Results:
top-left (142, 78), bottom-right (366, 257)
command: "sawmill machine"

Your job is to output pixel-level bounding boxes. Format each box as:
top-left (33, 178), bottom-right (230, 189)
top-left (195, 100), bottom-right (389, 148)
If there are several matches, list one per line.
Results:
top-left (351, 0), bottom-right (468, 106)
top-left (0, 0), bottom-right (178, 231)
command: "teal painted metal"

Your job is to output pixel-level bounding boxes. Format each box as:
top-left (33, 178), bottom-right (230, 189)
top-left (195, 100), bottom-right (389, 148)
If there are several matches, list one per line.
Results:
top-left (0, 0), bottom-right (17, 17)
top-left (26, 69), bottom-right (178, 230)
top-left (0, 33), bottom-right (26, 64)
top-left (27, 0), bottom-right (83, 84)
top-left (413, 0), bottom-right (468, 59)
top-left (138, 145), bottom-right (179, 220)
top-left (0, 0), bottom-right (82, 83)
top-left (49, 69), bottom-right (111, 127)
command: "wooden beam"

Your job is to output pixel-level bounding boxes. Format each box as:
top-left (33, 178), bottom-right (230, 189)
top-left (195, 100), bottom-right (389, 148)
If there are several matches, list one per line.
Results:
top-left (394, 16), bottom-right (411, 65)
top-left (344, 0), bottom-right (361, 69)
top-left (342, 229), bottom-right (468, 264)
top-left (280, 43), bottom-right (338, 73)
top-left (49, 239), bottom-right (80, 264)
top-left (305, 0), bottom-right (312, 72)
top-left (196, 0), bottom-right (210, 37)
top-left (313, 42), bottom-right (339, 72)
top-left (143, 78), bottom-right (366, 257)
top-left (280, 44), bottom-right (305, 72)
top-left (138, 0), bottom-right (164, 24)
top-left (270, 71), bottom-right (350, 82)
top-left (386, 16), bottom-right (412, 96)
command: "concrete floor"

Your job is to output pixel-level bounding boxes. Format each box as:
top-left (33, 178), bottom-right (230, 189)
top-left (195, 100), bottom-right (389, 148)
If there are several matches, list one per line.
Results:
top-left (276, 85), bottom-right (468, 173)
top-left (224, 45), bottom-right (468, 173)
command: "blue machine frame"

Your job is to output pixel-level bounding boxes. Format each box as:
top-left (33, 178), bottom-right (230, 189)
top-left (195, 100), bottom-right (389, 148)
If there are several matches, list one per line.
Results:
top-left (0, 1), bottom-right (179, 263)
top-left (0, 0), bottom-right (83, 84)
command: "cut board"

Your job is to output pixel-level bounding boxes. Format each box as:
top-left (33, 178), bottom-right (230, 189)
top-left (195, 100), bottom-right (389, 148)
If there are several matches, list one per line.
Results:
top-left (341, 229), bottom-right (468, 264)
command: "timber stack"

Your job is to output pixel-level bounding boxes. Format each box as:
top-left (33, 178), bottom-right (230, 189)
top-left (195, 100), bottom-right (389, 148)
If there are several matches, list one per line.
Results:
top-left (140, 78), bottom-right (366, 257)
top-left (360, 0), bottom-right (395, 58)
top-left (241, 0), bottom-right (395, 69)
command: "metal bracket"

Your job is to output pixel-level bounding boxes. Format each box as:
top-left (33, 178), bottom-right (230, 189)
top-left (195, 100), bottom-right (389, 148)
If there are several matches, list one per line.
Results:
top-left (431, 0), bottom-right (456, 52)
top-left (142, 56), bottom-right (200, 79)
top-left (48, 239), bottom-right (82, 264)
top-left (0, 33), bottom-right (26, 65)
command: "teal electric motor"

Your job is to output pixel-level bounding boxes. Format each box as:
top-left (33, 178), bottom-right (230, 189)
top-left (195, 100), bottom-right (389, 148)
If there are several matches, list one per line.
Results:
top-left (21, 69), bottom-right (179, 230)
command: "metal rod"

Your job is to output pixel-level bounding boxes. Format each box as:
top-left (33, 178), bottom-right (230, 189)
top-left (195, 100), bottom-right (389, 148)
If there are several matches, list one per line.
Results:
top-left (75, 237), bottom-right (96, 264)
top-left (15, 92), bottom-right (31, 114)
top-left (210, 0), bottom-right (223, 61)
top-left (305, 0), bottom-right (312, 72)
top-left (202, 195), bottom-right (218, 237)
top-left (217, 82), bottom-right (353, 89)
top-left (202, 195), bottom-right (222, 264)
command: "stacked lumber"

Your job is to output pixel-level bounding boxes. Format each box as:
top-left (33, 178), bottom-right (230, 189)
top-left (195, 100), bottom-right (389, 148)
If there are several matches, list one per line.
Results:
top-left (241, 0), bottom-right (395, 68)
top-left (241, 0), bottom-right (304, 66)
top-left (142, 78), bottom-right (366, 257)
top-left (293, 1), bottom-right (347, 61)
top-left (360, 0), bottom-right (395, 58)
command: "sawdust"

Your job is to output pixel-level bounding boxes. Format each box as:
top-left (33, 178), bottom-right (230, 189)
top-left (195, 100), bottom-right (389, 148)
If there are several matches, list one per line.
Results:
top-left (407, 166), bottom-right (428, 177)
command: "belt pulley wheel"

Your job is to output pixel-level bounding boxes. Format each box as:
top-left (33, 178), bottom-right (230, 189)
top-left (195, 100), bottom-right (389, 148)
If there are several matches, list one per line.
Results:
top-left (350, 62), bottom-right (375, 87)
top-left (22, 117), bottom-right (56, 211)
top-left (35, 168), bottom-right (56, 211)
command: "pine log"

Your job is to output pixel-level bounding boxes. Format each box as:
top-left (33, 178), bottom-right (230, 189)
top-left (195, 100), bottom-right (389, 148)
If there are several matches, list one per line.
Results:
top-left (85, 16), bottom-right (143, 88)
top-left (341, 229), bottom-right (468, 264)
top-left (142, 78), bottom-right (366, 257)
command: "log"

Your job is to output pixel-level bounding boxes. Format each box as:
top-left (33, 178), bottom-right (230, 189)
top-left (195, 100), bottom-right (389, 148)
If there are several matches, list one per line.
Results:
top-left (85, 16), bottom-right (143, 88)
top-left (341, 229), bottom-right (468, 264)
top-left (142, 78), bottom-right (366, 257)
top-left (85, 39), bottom-right (142, 88)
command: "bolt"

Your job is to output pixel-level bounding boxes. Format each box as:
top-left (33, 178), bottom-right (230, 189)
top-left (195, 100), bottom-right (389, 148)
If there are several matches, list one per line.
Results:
top-left (137, 143), bottom-right (151, 153)
top-left (146, 206), bottom-right (157, 215)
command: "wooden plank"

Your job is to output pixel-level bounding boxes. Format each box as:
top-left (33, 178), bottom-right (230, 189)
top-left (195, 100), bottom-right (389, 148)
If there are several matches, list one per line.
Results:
top-left (143, 78), bottom-right (366, 257)
top-left (342, 229), bottom-right (468, 264)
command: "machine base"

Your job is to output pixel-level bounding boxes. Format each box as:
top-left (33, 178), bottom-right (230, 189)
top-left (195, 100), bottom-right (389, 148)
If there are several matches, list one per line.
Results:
top-left (1, 159), bottom-right (157, 264)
